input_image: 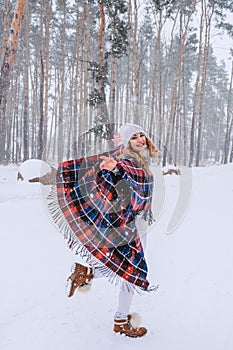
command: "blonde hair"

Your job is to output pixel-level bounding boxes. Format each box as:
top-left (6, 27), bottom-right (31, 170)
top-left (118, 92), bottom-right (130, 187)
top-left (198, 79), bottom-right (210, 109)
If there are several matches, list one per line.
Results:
top-left (117, 137), bottom-right (159, 174)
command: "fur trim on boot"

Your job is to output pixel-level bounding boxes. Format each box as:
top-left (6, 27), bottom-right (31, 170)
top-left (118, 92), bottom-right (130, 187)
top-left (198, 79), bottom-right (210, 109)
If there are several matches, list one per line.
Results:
top-left (113, 314), bottom-right (147, 338)
top-left (128, 312), bottom-right (142, 329)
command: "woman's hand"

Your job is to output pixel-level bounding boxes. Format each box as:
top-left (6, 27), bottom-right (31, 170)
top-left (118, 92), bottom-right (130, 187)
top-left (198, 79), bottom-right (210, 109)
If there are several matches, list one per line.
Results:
top-left (100, 156), bottom-right (117, 171)
top-left (112, 133), bottom-right (122, 145)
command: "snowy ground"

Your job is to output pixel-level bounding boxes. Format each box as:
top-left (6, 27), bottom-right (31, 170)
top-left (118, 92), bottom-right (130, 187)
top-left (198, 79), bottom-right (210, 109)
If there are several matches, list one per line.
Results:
top-left (0, 161), bottom-right (233, 350)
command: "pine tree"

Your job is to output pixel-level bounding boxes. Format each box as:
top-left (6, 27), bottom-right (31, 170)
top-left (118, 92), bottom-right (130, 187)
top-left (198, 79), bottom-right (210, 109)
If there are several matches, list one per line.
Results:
top-left (88, 0), bottom-right (128, 142)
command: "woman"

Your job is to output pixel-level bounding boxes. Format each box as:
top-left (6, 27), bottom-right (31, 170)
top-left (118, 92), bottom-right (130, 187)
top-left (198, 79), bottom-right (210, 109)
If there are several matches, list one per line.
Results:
top-left (52, 123), bottom-right (158, 337)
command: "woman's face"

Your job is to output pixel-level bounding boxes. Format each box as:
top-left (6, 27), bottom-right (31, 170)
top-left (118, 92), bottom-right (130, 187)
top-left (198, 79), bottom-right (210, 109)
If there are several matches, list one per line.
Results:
top-left (129, 133), bottom-right (147, 154)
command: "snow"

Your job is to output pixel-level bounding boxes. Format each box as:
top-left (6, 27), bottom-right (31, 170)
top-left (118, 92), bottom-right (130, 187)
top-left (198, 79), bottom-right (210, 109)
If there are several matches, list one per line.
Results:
top-left (0, 161), bottom-right (233, 350)
top-left (17, 159), bottom-right (52, 181)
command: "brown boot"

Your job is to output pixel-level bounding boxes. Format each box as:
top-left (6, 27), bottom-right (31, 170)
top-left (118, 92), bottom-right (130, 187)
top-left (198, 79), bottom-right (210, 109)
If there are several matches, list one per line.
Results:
top-left (113, 315), bottom-right (147, 338)
top-left (66, 263), bottom-right (93, 297)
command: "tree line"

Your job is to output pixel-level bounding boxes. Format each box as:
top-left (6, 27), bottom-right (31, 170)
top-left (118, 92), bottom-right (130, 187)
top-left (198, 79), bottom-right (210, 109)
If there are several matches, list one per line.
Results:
top-left (0, 0), bottom-right (232, 166)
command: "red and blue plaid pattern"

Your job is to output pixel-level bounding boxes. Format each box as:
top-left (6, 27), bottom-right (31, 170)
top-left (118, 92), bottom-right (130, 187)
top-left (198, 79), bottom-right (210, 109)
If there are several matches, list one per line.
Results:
top-left (56, 146), bottom-right (154, 291)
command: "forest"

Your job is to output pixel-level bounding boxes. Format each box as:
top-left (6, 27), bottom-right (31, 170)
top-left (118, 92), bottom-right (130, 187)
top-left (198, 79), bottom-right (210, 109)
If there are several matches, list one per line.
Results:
top-left (0, 0), bottom-right (232, 166)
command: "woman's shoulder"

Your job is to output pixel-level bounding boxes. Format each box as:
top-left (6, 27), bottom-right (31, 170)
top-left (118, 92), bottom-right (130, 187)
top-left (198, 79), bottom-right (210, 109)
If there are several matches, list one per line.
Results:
top-left (119, 155), bottom-right (141, 166)
top-left (118, 156), bottom-right (149, 177)
top-left (120, 156), bottom-right (153, 179)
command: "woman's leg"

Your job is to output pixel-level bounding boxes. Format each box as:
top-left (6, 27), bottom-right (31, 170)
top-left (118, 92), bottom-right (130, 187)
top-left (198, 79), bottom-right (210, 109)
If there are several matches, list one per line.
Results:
top-left (113, 220), bottom-right (149, 337)
top-left (114, 281), bottom-right (134, 319)
top-left (115, 218), bottom-right (148, 319)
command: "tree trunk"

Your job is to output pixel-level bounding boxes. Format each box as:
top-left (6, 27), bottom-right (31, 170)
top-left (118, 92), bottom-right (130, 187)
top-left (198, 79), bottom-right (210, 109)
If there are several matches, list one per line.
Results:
top-left (72, 2), bottom-right (85, 158)
top-left (1, 0), bottom-right (10, 63)
top-left (110, 53), bottom-right (117, 127)
top-left (150, 9), bottom-right (162, 140)
top-left (38, 52), bottom-right (45, 159)
top-left (125, 0), bottom-right (132, 123)
top-left (108, 5), bottom-right (117, 127)
top-left (96, 3), bottom-right (112, 142)
top-left (57, 3), bottom-right (66, 161)
top-left (30, 57), bottom-right (38, 159)
top-left (23, 3), bottom-right (30, 161)
top-left (181, 55), bottom-right (187, 165)
top-left (0, 0), bottom-right (27, 163)
top-left (223, 61), bottom-right (233, 164)
top-left (196, 3), bottom-right (214, 167)
top-left (131, 0), bottom-right (139, 118)
top-left (38, 0), bottom-right (45, 159)
top-left (161, 13), bottom-right (178, 148)
top-left (83, 2), bottom-right (91, 147)
top-left (43, 0), bottom-right (51, 160)
top-left (189, 0), bottom-right (204, 167)
top-left (230, 137), bottom-right (233, 163)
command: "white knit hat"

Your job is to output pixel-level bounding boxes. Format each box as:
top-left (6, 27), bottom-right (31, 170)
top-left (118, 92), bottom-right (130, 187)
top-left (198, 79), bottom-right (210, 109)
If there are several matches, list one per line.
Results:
top-left (119, 123), bottom-right (147, 146)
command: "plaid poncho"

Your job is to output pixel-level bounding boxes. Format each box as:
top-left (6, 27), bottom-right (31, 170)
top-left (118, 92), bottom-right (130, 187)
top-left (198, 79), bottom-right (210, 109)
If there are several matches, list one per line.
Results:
top-left (51, 146), bottom-right (156, 293)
